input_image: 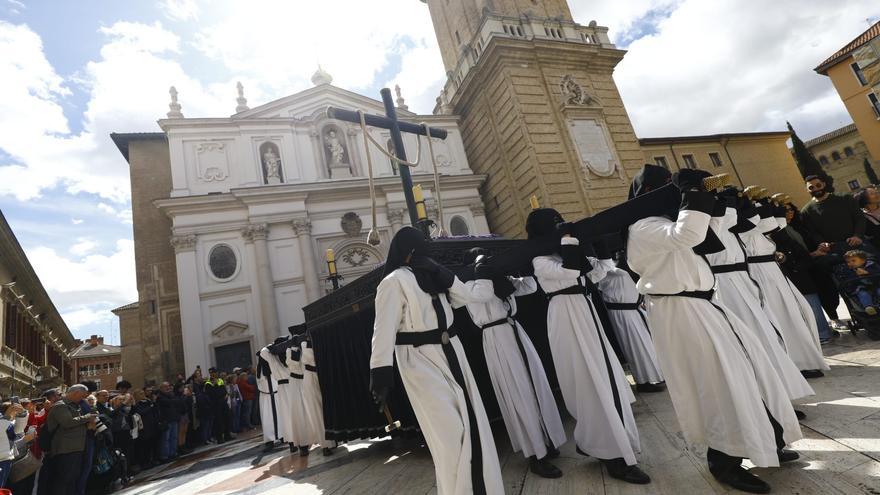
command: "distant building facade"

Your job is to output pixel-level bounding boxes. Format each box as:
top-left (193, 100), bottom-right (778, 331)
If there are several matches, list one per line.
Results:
top-left (0, 211), bottom-right (76, 396)
top-left (804, 123), bottom-right (877, 191)
top-left (815, 21), bottom-right (880, 165)
top-left (639, 132), bottom-right (811, 205)
top-left (71, 335), bottom-right (122, 390)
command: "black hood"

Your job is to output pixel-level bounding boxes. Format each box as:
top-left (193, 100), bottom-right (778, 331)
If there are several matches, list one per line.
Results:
top-left (628, 164), bottom-right (672, 200)
top-left (526, 208), bottom-right (564, 240)
top-left (461, 247), bottom-right (516, 300)
top-left (383, 226), bottom-right (429, 278)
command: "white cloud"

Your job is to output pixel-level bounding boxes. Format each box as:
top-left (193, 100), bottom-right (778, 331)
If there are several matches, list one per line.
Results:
top-left (69, 238), bottom-right (99, 256)
top-left (25, 239), bottom-right (137, 332)
top-left (159, 0), bottom-right (201, 22)
top-left (71, 218), bottom-right (84, 225)
top-left (584, 0), bottom-right (880, 139)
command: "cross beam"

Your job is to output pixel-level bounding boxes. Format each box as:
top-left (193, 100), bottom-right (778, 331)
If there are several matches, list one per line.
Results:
top-left (326, 88), bottom-right (447, 232)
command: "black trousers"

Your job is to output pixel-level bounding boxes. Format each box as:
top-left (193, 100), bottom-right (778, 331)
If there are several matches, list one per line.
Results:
top-left (707, 407), bottom-right (786, 475)
top-left (44, 451), bottom-right (83, 495)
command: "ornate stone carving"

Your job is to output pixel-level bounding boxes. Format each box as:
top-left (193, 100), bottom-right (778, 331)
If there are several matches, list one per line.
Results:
top-left (560, 74), bottom-right (599, 106)
top-left (291, 218), bottom-right (312, 236)
top-left (241, 223), bottom-right (269, 242)
top-left (259, 142), bottom-right (283, 185)
top-left (568, 119), bottom-right (618, 177)
top-left (196, 142), bottom-right (229, 182)
top-left (167, 86), bottom-right (183, 118)
top-left (170, 234), bottom-right (197, 252)
top-left (341, 246), bottom-right (372, 267)
top-left (340, 212), bottom-right (363, 237)
top-left (387, 209), bottom-right (404, 224)
top-left (235, 81), bottom-right (249, 113)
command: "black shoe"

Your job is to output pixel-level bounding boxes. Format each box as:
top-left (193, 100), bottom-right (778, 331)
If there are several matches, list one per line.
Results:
top-left (712, 466), bottom-right (771, 494)
top-left (635, 382), bottom-right (666, 393)
top-left (322, 447), bottom-right (335, 456)
top-left (299, 446), bottom-right (310, 456)
top-left (801, 369), bottom-right (825, 379)
top-left (794, 409), bottom-right (806, 420)
top-left (529, 457), bottom-right (563, 478)
top-left (289, 443), bottom-right (297, 453)
top-left (575, 446), bottom-right (589, 457)
top-left (263, 441), bottom-right (274, 451)
top-left (545, 445), bottom-right (560, 459)
top-left (602, 458), bottom-right (651, 485)
top-left (778, 449), bottom-right (800, 463)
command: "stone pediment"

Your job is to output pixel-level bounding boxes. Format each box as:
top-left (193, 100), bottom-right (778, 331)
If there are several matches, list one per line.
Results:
top-left (231, 84), bottom-right (418, 121)
top-left (211, 321), bottom-right (249, 340)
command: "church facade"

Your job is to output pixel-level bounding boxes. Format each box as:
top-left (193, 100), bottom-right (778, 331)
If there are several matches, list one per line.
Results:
top-left (114, 74), bottom-right (489, 377)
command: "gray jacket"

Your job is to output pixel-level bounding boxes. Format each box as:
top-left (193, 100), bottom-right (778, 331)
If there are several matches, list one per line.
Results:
top-left (46, 399), bottom-right (92, 456)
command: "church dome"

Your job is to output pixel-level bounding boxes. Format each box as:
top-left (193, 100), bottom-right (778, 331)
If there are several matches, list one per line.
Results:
top-left (311, 66), bottom-right (333, 86)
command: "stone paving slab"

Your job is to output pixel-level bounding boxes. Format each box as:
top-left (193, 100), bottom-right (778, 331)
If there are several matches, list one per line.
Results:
top-left (118, 331), bottom-right (880, 494)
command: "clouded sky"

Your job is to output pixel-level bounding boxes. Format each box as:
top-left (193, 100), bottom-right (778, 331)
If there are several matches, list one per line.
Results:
top-left (0, 0), bottom-right (877, 342)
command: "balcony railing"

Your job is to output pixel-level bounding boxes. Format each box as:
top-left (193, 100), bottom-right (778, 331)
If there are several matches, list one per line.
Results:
top-left (436, 12), bottom-right (613, 113)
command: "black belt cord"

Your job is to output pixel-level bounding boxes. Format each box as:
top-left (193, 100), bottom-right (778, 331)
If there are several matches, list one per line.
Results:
top-left (605, 295), bottom-right (651, 336)
top-left (431, 295), bottom-right (486, 495)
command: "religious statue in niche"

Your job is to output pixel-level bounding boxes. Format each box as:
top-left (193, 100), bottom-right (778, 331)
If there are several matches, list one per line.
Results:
top-left (323, 126), bottom-right (352, 179)
top-left (560, 74), bottom-right (599, 106)
top-left (259, 142), bottom-right (284, 185)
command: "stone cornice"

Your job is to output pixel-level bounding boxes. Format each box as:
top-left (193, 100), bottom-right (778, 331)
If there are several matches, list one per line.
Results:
top-left (170, 234), bottom-right (198, 253)
top-left (241, 223), bottom-right (269, 242)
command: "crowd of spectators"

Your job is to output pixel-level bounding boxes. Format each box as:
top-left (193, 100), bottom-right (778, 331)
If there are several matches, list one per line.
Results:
top-left (778, 175), bottom-right (880, 342)
top-left (0, 365), bottom-right (261, 494)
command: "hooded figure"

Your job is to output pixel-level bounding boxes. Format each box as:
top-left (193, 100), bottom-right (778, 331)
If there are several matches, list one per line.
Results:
top-left (705, 187), bottom-right (815, 403)
top-left (459, 248), bottom-right (566, 479)
top-left (528, 210), bottom-right (650, 485)
top-left (737, 195), bottom-right (830, 376)
top-left (370, 227), bottom-right (503, 495)
top-left (626, 167), bottom-right (803, 494)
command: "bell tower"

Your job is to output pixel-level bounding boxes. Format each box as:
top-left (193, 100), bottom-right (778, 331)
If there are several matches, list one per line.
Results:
top-left (423, 0), bottom-right (645, 237)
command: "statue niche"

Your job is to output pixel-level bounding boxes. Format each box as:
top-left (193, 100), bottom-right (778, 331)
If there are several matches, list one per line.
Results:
top-left (322, 124), bottom-right (352, 179)
top-left (259, 142), bottom-right (284, 185)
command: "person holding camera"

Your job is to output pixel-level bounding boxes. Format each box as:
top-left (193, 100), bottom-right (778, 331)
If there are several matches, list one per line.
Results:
top-left (40, 384), bottom-right (98, 495)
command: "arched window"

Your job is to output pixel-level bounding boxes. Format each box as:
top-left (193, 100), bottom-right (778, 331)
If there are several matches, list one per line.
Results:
top-left (831, 151), bottom-right (841, 161)
top-left (844, 146), bottom-right (854, 157)
top-left (450, 216), bottom-right (470, 236)
top-left (819, 155), bottom-right (829, 165)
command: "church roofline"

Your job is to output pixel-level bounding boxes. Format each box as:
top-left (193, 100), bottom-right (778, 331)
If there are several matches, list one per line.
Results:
top-left (229, 83), bottom-right (420, 120)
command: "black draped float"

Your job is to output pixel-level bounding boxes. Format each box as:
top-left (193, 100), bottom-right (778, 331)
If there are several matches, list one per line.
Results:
top-left (303, 236), bottom-right (632, 442)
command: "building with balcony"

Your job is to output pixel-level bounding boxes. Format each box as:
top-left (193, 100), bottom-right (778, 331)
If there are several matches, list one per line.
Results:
top-left (71, 335), bottom-right (122, 390)
top-left (0, 211), bottom-right (77, 398)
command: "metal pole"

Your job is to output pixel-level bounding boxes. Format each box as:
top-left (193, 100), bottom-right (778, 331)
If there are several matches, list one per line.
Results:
top-left (380, 88), bottom-right (425, 234)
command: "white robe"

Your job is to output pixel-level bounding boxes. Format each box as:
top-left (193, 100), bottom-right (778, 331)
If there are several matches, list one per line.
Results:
top-left (707, 208), bottom-right (814, 400)
top-left (371, 270), bottom-right (503, 495)
top-left (598, 267), bottom-right (665, 385)
top-left (463, 276), bottom-right (566, 459)
top-left (258, 347), bottom-right (298, 444)
top-left (533, 239), bottom-right (641, 465)
top-left (628, 210), bottom-right (802, 467)
top-left (301, 341), bottom-right (333, 447)
top-left (739, 215), bottom-right (829, 371)
top-left (285, 346), bottom-right (311, 447)
top-left (256, 353), bottom-right (280, 443)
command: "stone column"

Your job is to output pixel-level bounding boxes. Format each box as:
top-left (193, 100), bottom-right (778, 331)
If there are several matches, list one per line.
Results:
top-left (469, 202), bottom-right (490, 234)
top-left (170, 234), bottom-right (207, 372)
top-left (292, 218), bottom-right (322, 302)
top-left (242, 224), bottom-right (279, 346)
top-left (387, 209), bottom-right (404, 234)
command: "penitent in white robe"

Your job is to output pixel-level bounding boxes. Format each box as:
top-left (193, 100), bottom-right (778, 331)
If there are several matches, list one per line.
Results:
top-left (463, 276), bottom-right (566, 459)
top-left (739, 215), bottom-right (829, 371)
top-left (301, 341), bottom-right (334, 448)
top-left (707, 208), bottom-right (814, 400)
top-left (285, 346), bottom-right (311, 447)
top-left (598, 267), bottom-right (665, 385)
top-left (628, 209), bottom-right (802, 467)
top-left (256, 352), bottom-right (280, 443)
top-left (533, 238), bottom-right (641, 466)
top-left (259, 347), bottom-right (298, 445)
top-left (371, 270), bottom-right (504, 495)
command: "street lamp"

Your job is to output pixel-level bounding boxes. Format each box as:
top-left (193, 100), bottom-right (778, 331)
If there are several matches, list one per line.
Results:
top-left (33, 371), bottom-right (43, 396)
